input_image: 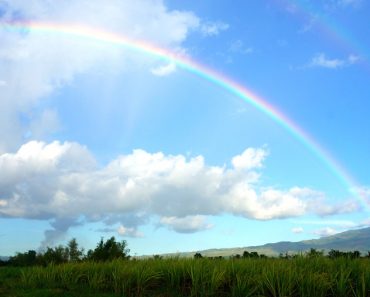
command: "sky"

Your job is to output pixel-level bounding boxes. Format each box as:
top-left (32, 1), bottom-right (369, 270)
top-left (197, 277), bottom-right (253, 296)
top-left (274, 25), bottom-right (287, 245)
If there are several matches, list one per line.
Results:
top-left (0, 0), bottom-right (369, 256)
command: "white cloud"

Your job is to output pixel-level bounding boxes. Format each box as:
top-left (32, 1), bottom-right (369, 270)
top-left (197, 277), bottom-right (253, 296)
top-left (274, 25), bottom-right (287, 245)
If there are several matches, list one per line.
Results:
top-left (0, 141), bottom-right (357, 244)
top-left (151, 62), bottom-right (177, 76)
top-left (200, 21), bottom-right (229, 36)
top-left (309, 53), bottom-right (359, 69)
top-left (160, 215), bottom-right (213, 233)
top-left (117, 225), bottom-right (143, 238)
top-left (313, 199), bottom-right (361, 216)
top-left (312, 227), bottom-right (339, 237)
top-left (231, 147), bottom-right (267, 170)
top-left (0, 0), bottom-right (202, 152)
top-left (292, 227), bottom-right (304, 234)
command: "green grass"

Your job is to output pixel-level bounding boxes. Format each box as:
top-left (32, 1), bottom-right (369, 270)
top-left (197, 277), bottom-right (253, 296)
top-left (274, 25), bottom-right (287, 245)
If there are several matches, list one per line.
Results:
top-left (1, 257), bottom-right (370, 297)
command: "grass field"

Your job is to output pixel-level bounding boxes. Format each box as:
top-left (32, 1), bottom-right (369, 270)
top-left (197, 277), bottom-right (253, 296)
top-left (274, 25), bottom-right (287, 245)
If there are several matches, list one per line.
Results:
top-left (1, 257), bottom-right (370, 297)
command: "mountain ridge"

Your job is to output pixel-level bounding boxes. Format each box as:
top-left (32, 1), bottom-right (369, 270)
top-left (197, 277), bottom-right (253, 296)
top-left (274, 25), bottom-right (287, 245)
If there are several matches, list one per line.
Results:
top-left (157, 227), bottom-right (370, 258)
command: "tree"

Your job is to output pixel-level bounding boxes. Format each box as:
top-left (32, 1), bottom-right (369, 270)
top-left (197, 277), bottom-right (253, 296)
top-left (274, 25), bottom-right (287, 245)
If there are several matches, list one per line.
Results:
top-left (306, 248), bottom-right (324, 258)
top-left (41, 246), bottom-right (69, 265)
top-left (328, 249), bottom-right (342, 259)
top-left (194, 252), bottom-right (203, 259)
top-left (9, 250), bottom-right (37, 266)
top-left (243, 251), bottom-right (259, 258)
top-left (87, 237), bottom-right (130, 261)
top-left (66, 238), bottom-right (84, 262)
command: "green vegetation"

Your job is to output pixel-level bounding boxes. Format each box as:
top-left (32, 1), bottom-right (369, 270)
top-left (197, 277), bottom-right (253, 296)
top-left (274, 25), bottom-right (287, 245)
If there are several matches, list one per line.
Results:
top-left (2, 237), bottom-right (370, 296)
top-left (1, 255), bottom-right (370, 296)
top-left (2, 237), bottom-right (129, 267)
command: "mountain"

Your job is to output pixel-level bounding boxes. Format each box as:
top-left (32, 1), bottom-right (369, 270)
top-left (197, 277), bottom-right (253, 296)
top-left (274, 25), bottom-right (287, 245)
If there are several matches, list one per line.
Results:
top-left (158, 227), bottom-right (370, 258)
top-left (0, 256), bottom-right (9, 261)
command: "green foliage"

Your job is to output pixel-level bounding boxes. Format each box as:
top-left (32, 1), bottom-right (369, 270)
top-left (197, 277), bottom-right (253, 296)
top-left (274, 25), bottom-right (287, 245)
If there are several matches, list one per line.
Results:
top-left (194, 252), bottom-right (203, 259)
top-left (4, 237), bottom-right (370, 296)
top-left (328, 249), bottom-right (361, 259)
top-left (1, 257), bottom-right (369, 297)
top-left (86, 237), bottom-right (130, 262)
top-left (243, 251), bottom-right (261, 258)
top-left (9, 250), bottom-right (38, 266)
top-left (67, 238), bottom-right (84, 262)
top-left (306, 248), bottom-right (324, 258)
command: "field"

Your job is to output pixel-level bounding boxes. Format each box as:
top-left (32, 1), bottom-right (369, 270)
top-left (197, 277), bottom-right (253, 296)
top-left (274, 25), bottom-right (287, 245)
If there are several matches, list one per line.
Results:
top-left (1, 257), bottom-right (370, 297)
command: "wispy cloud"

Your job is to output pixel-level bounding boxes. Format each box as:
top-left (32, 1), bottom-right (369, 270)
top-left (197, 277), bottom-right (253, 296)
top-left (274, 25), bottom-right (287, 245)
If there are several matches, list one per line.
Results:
top-left (312, 227), bottom-right (339, 237)
top-left (229, 40), bottom-right (253, 54)
top-left (200, 21), bottom-right (229, 36)
top-left (355, 186), bottom-right (370, 205)
top-left (309, 53), bottom-right (359, 69)
top-left (292, 220), bottom-right (357, 228)
top-left (292, 227), bottom-right (304, 234)
top-left (160, 215), bottom-right (213, 233)
top-left (151, 62), bottom-right (176, 76)
top-left (0, 0), bottom-right (202, 153)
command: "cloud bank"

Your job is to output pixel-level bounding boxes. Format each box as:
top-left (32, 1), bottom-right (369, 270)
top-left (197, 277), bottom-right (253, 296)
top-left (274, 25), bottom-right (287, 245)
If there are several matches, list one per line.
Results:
top-left (0, 141), bottom-right (360, 245)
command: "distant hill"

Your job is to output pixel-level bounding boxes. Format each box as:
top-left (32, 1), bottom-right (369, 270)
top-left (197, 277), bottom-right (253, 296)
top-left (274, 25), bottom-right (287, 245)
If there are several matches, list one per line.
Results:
top-left (157, 227), bottom-right (370, 258)
top-left (0, 256), bottom-right (9, 261)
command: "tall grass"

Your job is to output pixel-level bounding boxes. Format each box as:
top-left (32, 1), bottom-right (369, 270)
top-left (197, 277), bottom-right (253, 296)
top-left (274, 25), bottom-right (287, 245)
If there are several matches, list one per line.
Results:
top-left (3, 257), bottom-right (370, 297)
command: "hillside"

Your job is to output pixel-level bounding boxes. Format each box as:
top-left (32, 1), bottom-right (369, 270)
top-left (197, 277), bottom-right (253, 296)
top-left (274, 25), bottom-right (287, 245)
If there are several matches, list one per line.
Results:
top-left (159, 227), bottom-right (370, 258)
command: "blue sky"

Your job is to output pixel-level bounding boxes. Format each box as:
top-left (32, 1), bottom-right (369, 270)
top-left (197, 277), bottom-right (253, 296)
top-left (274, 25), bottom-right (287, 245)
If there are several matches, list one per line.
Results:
top-left (0, 0), bottom-right (369, 256)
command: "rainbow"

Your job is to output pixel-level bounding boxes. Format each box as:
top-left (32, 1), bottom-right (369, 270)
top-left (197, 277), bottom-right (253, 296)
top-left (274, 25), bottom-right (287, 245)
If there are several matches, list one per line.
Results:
top-left (2, 21), bottom-right (365, 207)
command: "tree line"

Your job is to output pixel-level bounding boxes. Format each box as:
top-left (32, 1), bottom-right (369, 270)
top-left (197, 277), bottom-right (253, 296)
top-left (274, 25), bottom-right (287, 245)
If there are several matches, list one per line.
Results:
top-left (194, 248), bottom-right (370, 260)
top-left (2, 238), bottom-right (370, 267)
top-left (0, 237), bottom-right (129, 267)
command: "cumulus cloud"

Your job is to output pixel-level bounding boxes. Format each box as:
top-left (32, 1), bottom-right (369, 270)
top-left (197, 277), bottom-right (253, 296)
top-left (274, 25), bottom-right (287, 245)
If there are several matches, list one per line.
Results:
top-left (0, 0), bottom-right (204, 152)
top-left (231, 147), bottom-right (267, 170)
top-left (292, 227), bottom-right (304, 234)
top-left (0, 141), bottom-right (358, 242)
top-left (160, 215), bottom-right (213, 233)
top-left (309, 53), bottom-right (359, 69)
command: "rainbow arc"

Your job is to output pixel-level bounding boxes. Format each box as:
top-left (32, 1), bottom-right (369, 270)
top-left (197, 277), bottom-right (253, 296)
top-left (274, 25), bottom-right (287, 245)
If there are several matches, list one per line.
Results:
top-left (3, 21), bottom-right (365, 207)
